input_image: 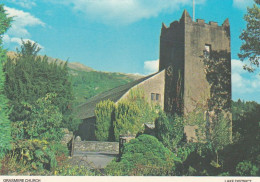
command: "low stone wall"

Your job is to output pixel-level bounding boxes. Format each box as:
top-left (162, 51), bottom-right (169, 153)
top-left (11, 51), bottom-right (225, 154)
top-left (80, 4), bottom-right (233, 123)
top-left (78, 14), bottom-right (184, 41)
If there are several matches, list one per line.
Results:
top-left (61, 128), bottom-right (74, 146)
top-left (74, 141), bottom-right (119, 153)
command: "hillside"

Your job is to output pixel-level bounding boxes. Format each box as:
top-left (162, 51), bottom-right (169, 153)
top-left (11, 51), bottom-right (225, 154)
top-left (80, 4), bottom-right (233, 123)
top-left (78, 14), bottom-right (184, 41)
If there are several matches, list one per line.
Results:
top-left (7, 51), bottom-right (94, 72)
top-left (6, 51), bottom-right (143, 105)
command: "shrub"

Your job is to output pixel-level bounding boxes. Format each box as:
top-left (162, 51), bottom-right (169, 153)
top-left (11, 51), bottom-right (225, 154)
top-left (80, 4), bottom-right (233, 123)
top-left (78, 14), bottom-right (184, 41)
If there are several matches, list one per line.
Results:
top-left (236, 161), bottom-right (259, 176)
top-left (105, 134), bottom-right (181, 175)
top-left (127, 88), bottom-right (158, 123)
top-left (0, 139), bottom-right (64, 175)
top-left (11, 93), bottom-right (64, 142)
top-left (113, 100), bottom-right (141, 141)
top-left (113, 88), bottom-right (159, 141)
top-left (127, 88), bottom-right (159, 124)
top-left (54, 165), bottom-right (94, 176)
top-left (95, 100), bottom-right (115, 141)
top-left (155, 111), bottom-right (185, 151)
top-left (94, 88), bottom-right (159, 142)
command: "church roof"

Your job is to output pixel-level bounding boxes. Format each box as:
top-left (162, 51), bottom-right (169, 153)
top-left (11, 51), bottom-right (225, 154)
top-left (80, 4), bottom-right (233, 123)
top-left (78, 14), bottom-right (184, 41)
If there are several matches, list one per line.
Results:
top-left (75, 72), bottom-right (157, 120)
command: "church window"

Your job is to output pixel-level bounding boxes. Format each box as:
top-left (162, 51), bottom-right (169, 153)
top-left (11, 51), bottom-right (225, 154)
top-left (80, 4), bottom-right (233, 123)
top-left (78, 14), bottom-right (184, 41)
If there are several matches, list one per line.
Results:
top-left (151, 93), bottom-right (161, 101)
top-left (156, 94), bottom-right (161, 101)
top-left (151, 93), bottom-right (155, 100)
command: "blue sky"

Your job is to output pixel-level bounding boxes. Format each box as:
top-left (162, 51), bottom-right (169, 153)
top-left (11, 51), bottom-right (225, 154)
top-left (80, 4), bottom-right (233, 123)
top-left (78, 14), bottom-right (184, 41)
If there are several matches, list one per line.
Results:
top-left (2, 0), bottom-right (259, 102)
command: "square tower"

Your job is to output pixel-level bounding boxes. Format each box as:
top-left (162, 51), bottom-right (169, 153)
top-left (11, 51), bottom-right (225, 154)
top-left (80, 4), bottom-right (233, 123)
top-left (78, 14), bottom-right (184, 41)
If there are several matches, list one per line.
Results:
top-left (159, 10), bottom-right (231, 121)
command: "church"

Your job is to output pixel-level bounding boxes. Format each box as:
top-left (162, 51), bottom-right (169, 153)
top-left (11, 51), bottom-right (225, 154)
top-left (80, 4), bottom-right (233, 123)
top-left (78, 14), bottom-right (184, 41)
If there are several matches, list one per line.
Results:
top-left (75, 10), bottom-right (232, 141)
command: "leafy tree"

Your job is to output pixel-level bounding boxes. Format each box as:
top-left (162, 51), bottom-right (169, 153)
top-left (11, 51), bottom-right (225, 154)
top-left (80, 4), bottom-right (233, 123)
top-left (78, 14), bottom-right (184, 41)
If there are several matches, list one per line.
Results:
top-left (221, 101), bottom-right (260, 175)
top-left (210, 114), bottom-right (232, 167)
top-left (181, 107), bottom-right (231, 174)
top-left (105, 134), bottom-right (180, 176)
top-left (155, 111), bottom-right (185, 152)
top-left (0, 4), bottom-right (12, 158)
top-left (4, 40), bottom-right (79, 131)
top-left (11, 93), bottom-right (64, 141)
top-left (95, 99), bottom-right (115, 141)
top-left (238, 0), bottom-right (260, 72)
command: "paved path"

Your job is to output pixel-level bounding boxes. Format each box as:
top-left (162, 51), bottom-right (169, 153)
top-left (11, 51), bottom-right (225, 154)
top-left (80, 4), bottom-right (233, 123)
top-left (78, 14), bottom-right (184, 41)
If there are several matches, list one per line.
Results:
top-left (69, 152), bottom-right (118, 169)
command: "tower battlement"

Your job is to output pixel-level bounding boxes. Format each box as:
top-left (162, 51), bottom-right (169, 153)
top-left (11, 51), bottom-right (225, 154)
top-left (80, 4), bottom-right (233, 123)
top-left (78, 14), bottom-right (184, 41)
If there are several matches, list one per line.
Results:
top-left (195, 18), bottom-right (230, 28)
top-left (161, 10), bottom-right (230, 35)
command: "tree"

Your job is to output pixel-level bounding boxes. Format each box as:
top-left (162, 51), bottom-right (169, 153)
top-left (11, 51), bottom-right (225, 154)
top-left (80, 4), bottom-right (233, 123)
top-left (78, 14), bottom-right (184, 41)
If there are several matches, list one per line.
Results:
top-left (0, 4), bottom-right (12, 158)
top-left (238, 0), bottom-right (260, 72)
top-left (11, 93), bottom-right (64, 141)
top-left (113, 100), bottom-right (141, 141)
top-left (4, 40), bottom-right (79, 131)
top-left (236, 161), bottom-right (259, 176)
top-left (94, 88), bottom-right (159, 142)
top-left (210, 114), bottom-right (232, 167)
top-left (155, 111), bottom-right (185, 152)
top-left (221, 101), bottom-right (260, 175)
top-left (95, 99), bottom-right (115, 141)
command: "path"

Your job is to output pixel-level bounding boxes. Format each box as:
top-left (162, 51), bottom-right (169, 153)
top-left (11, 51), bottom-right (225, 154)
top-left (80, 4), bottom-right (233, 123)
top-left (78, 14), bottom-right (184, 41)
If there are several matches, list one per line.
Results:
top-left (69, 140), bottom-right (119, 169)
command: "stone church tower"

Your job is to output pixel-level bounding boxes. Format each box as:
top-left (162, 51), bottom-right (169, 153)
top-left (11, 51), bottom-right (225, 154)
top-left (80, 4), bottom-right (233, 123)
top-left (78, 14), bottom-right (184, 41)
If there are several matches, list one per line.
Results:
top-left (159, 10), bottom-right (231, 138)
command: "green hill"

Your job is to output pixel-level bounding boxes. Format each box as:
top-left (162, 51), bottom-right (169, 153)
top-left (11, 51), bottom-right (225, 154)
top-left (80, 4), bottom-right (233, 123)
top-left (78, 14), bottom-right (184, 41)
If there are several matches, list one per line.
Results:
top-left (70, 69), bottom-right (142, 105)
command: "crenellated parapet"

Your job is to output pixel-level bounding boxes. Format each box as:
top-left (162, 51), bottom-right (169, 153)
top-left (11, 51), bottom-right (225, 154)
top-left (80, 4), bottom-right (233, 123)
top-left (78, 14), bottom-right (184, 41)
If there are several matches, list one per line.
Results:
top-left (161, 10), bottom-right (230, 40)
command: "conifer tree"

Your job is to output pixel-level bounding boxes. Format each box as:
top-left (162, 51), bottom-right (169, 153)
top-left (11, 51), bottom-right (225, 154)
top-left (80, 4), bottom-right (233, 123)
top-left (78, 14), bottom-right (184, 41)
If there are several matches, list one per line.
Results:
top-left (0, 4), bottom-right (12, 157)
top-left (95, 99), bottom-right (115, 141)
top-left (4, 40), bottom-right (79, 131)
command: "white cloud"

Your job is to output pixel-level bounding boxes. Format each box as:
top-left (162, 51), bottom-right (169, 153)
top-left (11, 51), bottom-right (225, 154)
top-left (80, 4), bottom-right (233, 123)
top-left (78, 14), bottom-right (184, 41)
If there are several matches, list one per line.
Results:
top-left (47, 0), bottom-right (206, 24)
top-left (144, 59), bottom-right (159, 75)
top-left (232, 58), bottom-right (247, 74)
top-left (6, 0), bottom-right (36, 9)
top-left (233, 0), bottom-right (254, 10)
top-left (3, 7), bottom-right (45, 50)
top-left (3, 34), bottom-right (44, 49)
top-left (4, 6), bottom-right (45, 37)
top-left (252, 75), bottom-right (260, 89)
top-left (2, 34), bottom-right (11, 44)
top-left (232, 59), bottom-right (260, 94)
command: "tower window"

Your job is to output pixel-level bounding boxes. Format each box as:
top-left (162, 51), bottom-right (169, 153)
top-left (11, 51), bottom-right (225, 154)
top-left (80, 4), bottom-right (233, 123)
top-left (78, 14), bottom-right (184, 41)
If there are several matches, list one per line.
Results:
top-left (204, 44), bottom-right (211, 59)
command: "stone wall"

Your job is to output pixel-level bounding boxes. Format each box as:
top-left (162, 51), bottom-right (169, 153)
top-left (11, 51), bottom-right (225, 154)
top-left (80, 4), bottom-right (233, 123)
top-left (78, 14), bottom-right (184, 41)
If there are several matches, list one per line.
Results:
top-left (120, 70), bottom-right (165, 109)
top-left (61, 128), bottom-right (74, 146)
top-left (184, 13), bottom-right (231, 114)
top-left (159, 12), bottom-right (185, 115)
top-left (74, 141), bottom-right (119, 154)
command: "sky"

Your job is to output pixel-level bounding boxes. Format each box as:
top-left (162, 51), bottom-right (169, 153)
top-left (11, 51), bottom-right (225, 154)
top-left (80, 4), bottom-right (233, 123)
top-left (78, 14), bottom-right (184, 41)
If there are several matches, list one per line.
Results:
top-left (2, 0), bottom-right (259, 103)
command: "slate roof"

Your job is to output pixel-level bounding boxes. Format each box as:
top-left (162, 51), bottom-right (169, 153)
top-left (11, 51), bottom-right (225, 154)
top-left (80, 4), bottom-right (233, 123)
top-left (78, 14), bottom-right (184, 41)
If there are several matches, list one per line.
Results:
top-left (76, 72), bottom-right (157, 120)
